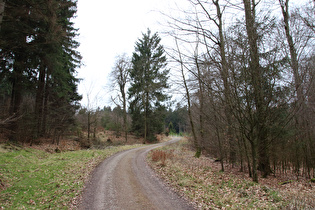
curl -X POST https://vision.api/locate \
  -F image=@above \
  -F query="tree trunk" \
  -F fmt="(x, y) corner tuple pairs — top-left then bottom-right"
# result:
(198, 0), (235, 163)
(243, 135), (252, 177)
(175, 38), (201, 157)
(34, 64), (46, 138)
(87, 111), (91, 141)
(214, 114), (224, 172)
(195, 53), (205, 152)
(250, 140), (258, 182)
(41, 73), (49, 135)
(279, 0), (315, 177)
(214, 0), (236, 166)
(0, 0), (5, 30)
(122, 89), (128, 142)
(9, 53), (24, 142)
(279, 0), (303, 105)
(243, 0), (271, 180)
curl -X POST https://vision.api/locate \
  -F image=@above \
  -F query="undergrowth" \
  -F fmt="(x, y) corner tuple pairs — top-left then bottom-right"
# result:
(150, 149), (174, 166)
(148, 139), (315, 209)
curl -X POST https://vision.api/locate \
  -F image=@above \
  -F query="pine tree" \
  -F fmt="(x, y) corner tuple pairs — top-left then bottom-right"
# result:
(0, 0), (81, 143)
(128, 29), (169, 143)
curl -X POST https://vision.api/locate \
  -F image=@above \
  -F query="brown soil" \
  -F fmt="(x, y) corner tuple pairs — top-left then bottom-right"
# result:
(79, 137), (195, 210)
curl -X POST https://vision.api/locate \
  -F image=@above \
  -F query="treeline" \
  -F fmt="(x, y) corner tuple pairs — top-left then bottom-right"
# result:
(0, 0), (81, 144)
(108, 29), (172, 143)
(168, 0), (315, 182)
(75, 103), (189, 142)
(75, 28), (184, 144)
(76, 30), (189, 144)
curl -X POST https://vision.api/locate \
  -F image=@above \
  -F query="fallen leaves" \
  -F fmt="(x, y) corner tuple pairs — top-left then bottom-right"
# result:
(147, 139), (315, 209)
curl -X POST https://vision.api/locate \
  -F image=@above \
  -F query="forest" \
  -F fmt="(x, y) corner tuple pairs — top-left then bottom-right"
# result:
(0, 0), (82, 145)
(165, 0), (315, 183)
(1, 0), (315, 184)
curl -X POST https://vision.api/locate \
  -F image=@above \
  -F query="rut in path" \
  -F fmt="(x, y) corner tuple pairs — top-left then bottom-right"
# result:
(80, 137), (194, 210)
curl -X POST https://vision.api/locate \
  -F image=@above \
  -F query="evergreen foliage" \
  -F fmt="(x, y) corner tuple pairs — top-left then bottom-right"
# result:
(165, 103), (189, 134)
(128, 29), (169, 142)
(0, 0), (81, 143)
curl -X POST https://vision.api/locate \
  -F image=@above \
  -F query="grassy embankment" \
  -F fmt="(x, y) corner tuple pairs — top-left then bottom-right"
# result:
(148, 138), (315, 209)
(0, 144), (142, 209)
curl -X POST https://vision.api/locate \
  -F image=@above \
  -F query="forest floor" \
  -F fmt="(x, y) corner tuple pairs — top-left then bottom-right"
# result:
(0, 129), (169, 209)
(0, 129), (148, 209)
(2, 133), (314, 209)
(148, 138), (315, 209)
(0, 128), (152, 153)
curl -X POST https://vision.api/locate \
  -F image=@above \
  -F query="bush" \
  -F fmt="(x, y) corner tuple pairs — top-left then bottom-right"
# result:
(151, 149), (174, 166)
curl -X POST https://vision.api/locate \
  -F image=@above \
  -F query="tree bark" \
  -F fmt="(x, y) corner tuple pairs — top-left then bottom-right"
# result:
(279, 0), (303, 104)
(34, 64), (46, 137)
(175, 38), (201, 157)
(196, 0), (236, 163)
(243, 0), (271, 181)
(121, 87), (128, 142)
(144, 91), (149, 143)
(0, 0), (4, 31)
(195, 50), (205, 155)
(213, 0), (236, 166)
(9, 52), (24, 142)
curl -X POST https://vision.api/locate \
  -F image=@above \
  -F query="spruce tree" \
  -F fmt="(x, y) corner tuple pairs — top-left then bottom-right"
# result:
(0, 0), (81, 142)
(128, 29), (169, 142)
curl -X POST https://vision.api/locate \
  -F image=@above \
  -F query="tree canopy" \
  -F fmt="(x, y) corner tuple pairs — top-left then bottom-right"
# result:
(0, 0), (81, 143)
(128, 29), (169, 142)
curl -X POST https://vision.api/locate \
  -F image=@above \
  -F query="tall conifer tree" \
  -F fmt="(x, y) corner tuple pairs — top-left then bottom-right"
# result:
(0, 0), (81, 142)
(128, 29), (169, 142)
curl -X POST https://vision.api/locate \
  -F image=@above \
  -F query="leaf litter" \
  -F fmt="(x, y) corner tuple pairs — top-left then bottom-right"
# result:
(148, 139), (315, 209)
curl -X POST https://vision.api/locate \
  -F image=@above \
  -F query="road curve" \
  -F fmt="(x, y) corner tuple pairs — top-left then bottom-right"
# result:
(79, 137), (194, 210)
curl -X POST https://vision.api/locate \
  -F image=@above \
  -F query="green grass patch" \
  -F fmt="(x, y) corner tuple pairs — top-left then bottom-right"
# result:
(0, 144), (141, 209)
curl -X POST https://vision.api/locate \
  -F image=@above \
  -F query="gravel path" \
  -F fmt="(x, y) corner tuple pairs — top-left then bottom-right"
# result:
(79, 137), (194, 210)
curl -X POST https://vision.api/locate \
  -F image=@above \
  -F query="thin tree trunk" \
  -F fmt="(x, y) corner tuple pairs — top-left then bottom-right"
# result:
(197, 0), (235, 163)
(9, 53), (24, 142)
(41, 73), (49, 136)
(279, 0), (303, 105)
(250, 140), (258, 182)
(195, 52), (205, 156)
(87, 111), (91, 141)
(35, 64), (46, 137)
(122, 90), (128, 142)
(175, 38), (200, 157)
(144, 91), (149, 143)
(0, 0), (5, 31)
(118, 63), (128, 142)
(243, 135), (252, 177)
(214, 114), (224, 172)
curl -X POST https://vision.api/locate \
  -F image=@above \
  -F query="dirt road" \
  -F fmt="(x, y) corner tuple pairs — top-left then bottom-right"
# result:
(80, 137), (194, 210)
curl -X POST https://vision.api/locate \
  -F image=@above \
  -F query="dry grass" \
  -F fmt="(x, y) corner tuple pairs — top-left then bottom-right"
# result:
(150, 149), (174, 166)
(148, 139), (315, 209)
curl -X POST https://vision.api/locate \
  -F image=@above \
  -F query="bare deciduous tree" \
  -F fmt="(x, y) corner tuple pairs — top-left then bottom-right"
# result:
(110, 53), (131, 142)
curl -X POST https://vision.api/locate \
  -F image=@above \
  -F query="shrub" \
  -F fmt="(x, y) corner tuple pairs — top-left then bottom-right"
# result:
(151, 149), (173, 166)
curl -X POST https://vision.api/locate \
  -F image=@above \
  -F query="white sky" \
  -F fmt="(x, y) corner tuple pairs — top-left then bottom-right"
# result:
(74, 0), (308, 109)
(74, 0), (180, 109)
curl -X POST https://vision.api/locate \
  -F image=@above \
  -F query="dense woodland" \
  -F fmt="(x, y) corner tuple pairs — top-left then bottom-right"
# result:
(1, 0), (315, 184)
(0, 0), (81, 144)
(165, 0), (315, 182)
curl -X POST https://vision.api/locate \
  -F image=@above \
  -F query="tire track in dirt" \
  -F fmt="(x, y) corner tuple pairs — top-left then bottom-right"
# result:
(80, 137), (194, 210)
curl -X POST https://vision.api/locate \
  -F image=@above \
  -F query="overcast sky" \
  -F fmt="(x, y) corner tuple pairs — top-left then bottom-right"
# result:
(74, 0), (307, 109)
(74, 0), (180, 109)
